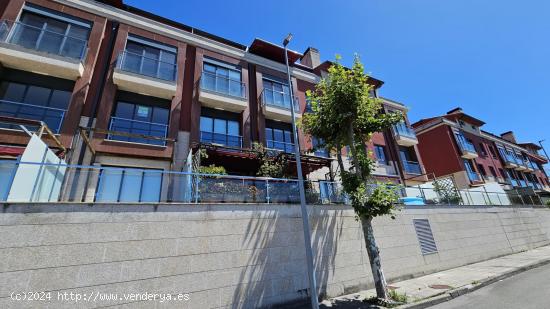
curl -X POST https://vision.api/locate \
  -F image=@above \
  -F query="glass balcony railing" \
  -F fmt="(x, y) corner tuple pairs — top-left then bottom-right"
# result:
(261, 89), (299, 112)
(458, 139), (477, 153)
(403, 161), (422, 175)
(117, 51), (177, 82)
(0, 20), (88, 60)
(394, 123), (417, 139)
(200, 71), (246, 99)
(0, 100), (66, 133)
(200, 131), (242, 148)
(467, 170), (481, 182)
(107, 117), (168, 146)
(266, 139), (295, 153)
(510, 178), (519, 187)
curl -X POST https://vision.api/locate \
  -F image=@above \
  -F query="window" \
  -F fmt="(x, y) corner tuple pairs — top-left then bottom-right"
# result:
(489, 166), (497, 178)
(109, 98), (169, 146)
(374, 145), (387, 164)
(0, 159), (17, 201)
(478, 143), (487, 156)
(0, 81), (71, 133)
(488, 146), (497, 158)
(265, 123), (293, 152)
(312, 137), (329, 157)
(95, 167), (162, 202)
(201, 59), (243, 97)
(121, 36), (177, 81)
(10, 5), (90, 59)
(262, 78), (293, 109)
(477, 164), (487, 176)
(200, 116), (240, 147)
(464, 159), (479, 181)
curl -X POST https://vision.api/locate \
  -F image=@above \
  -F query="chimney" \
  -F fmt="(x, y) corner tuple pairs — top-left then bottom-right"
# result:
(300, 47), (321, 69)
(501, 131), (517, 143)
(447, 107), (463, 115)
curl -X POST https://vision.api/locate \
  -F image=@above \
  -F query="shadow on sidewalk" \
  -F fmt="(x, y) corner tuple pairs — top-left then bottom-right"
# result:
(319, 299), (381, 309)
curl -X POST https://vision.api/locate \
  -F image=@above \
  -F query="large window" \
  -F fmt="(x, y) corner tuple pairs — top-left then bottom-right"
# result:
(374, 145), (387, 164)
(200, 116), (241, 147)
(201, 59), (244, 98)
(0, 80), (71, 133)
(95, 167), (162, 202)
(262, 78), (294, 110)
(8, 5), (90, 59)
(312, 137), (329, 157)
(119, 36), (177, 81)
(265, 124), (293, 153)
(109, 94), (169, 146)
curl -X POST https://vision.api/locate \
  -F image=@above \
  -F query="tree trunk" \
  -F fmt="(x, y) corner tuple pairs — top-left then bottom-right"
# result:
(336, 143), (345, 173)
(347, 122), (362, 177)
(360, 216), (388, 299)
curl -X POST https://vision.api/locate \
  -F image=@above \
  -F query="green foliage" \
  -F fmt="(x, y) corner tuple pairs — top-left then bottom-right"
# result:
(198, 164), (227, 175)
(545, 200), (550, 208)
(388, 289), (408, 304)
(253, 142), (287, 178)
(302, 55), (403, 219)
(433, 181), (461, 204)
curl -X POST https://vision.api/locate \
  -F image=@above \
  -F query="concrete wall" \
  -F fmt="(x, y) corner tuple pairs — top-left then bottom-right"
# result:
(1, 204), (549, 308)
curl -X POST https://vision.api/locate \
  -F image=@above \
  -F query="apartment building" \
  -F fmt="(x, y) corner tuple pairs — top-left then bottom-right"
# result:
(412, 108), (550, 192)
(0, 0), (428, 202)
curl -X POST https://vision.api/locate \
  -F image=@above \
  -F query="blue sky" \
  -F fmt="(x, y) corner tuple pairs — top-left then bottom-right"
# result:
(127, 0), (550, 159)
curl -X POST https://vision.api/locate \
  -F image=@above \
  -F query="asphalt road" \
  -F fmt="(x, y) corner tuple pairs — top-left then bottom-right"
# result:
(431, 262), (550, 309)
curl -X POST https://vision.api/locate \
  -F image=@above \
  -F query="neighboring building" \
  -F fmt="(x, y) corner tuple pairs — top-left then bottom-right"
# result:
(0, 0), (427, 202)
(412, 108), (550, 193)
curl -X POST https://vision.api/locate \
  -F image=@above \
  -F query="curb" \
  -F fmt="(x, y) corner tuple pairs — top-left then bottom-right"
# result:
(398, 257), (550, 309)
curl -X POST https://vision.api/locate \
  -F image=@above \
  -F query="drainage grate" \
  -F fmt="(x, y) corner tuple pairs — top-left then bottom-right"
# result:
(413, 219), (438, 255)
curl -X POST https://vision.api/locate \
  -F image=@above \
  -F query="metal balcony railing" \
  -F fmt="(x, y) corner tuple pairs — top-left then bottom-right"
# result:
(261, 89), (299, 112)
(200, 71), (246, 99)
(0, 100), (66, 133)
(394, 123), (417, 139)
(116, 51), (177, 81)
(200, 131), (243, 148)
(0, 20), (88, 61)
(266, 139), (295, 153)
(458, 139), (477, 153)
(107, 117), (168, 146)
(402, 160), (422, 175)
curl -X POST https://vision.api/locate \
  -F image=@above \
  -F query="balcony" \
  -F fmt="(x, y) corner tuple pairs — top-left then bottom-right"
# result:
(200, 131), (242, 148)
(457, 139), (478, 159)
(107, 117), (168, 146)
(374, 161), (398, 176)
(467, 170), (482, 182)
(198, 71), (248, 113)
(0, 20), (86, 80)
(0, 100), (66, 133)
(113, 51), (177, 100)
(261, 89), (300, 122)
(501, 152), (519, 169)
(515, 160), (528, 172)
(402, 161), (422, 175)
(266, 139), (294, 153)
(393, 123), (418, 146)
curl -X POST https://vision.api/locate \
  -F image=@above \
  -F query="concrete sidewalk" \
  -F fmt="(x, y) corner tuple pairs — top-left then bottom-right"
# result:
(320, 245), (550, 308)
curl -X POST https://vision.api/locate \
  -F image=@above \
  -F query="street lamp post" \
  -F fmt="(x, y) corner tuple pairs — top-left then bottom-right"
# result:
(283, 33), (319, 309)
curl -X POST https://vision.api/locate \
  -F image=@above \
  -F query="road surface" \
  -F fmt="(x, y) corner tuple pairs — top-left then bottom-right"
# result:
(431, 262), (550, 309)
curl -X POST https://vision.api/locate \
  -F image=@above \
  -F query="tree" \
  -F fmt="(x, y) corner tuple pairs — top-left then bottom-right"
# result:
(302, 55), (403, 301)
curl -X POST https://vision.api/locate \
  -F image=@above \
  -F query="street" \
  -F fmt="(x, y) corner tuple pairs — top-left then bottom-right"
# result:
(431, 263), (550, 309)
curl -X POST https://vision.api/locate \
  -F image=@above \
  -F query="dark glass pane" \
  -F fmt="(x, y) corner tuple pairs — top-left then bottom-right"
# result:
(0, 82), (26, 102)
(214, 119), (226, 134)
(200, 116), (212, 132)
(49, 90), (71, 109)
(134, 105), (152, 121)
(227, 121), (239, 136)
(24, 86), (51, 106)
(114, 102), (134, 119)
(152, 107), (169, 124)
(273, 129), (283, 142)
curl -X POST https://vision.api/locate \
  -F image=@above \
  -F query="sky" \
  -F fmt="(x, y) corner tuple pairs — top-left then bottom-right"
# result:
(127, 0), (550, 161)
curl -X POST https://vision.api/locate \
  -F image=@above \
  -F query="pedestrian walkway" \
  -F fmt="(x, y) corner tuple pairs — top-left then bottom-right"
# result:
(320, 245), (550, 308)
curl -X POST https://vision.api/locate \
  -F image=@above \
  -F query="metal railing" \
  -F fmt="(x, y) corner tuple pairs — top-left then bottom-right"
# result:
(266, 139), (295, 153)
(200, 131), (243, 148)
(200, 71), (246, 98)
(458, 139), (477, 153)
(107, 117), (168, 146)
(0, 100), (66, 133)
(0, 161), (545, 206)
(1, 20), (88, 60)
(116, 50), (177, 81)
(394, 123), (417, 139)
(261, 89), (300, 112)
